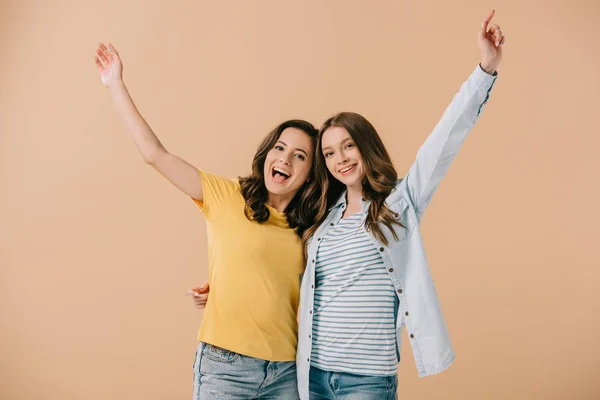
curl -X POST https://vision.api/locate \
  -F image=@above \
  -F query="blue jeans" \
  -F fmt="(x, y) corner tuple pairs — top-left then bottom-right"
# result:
(193, 342), (300, 399)
(308, 367), (398, 400)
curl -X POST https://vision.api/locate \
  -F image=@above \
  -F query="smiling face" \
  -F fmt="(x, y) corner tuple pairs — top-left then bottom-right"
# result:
(263, 127), (315, 199)
(321, 126), (365, 189)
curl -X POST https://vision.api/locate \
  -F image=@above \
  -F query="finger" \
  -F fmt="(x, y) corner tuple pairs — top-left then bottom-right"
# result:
(488, 24), (500, 35)
(488, 24), (502, 44)
(94, 56), (104, 70)
(198, 283), (210, 294)
(108, 43), (120, 58)
(190, 284), (210, 294)
(98, 43), (112, 63)
(96, 47), (109, 64)
(499, 35), (505, 46)
(491, 28), (502, 42)
(480, 9), (495, 36)
(494, 30), (503, 46)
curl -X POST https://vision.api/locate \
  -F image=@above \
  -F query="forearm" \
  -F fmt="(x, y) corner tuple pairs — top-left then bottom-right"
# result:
(109, 80), (166, 163)
(404, 65), (497, 215)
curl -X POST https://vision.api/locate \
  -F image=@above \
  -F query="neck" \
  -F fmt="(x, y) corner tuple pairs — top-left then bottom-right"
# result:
(345, 183), (363, 209)
(266, 192), (295, 213)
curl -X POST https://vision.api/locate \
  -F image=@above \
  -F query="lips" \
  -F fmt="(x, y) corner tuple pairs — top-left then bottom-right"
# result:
(271, 166), (291, 183)
(339, 164), (357, 175)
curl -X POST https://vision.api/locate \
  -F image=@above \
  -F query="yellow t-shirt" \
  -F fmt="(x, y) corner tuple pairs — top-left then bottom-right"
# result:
(193, 170), (303, 361)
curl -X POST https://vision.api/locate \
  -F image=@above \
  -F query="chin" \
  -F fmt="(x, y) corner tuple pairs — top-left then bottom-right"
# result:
(266, 181), (297, 197)
(334, 175), (359, 187)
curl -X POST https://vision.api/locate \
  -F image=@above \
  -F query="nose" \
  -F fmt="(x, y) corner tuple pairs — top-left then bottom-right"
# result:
(337, 153), (349, 165)
(279, 151), (293, 165)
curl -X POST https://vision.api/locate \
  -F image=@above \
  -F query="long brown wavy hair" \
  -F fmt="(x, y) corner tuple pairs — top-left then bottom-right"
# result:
(303, 112), (404, 249)
(239, 119), (321, 239)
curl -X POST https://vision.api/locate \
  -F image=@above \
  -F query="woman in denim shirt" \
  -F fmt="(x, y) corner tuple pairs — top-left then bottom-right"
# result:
(296, 11), (505, 400)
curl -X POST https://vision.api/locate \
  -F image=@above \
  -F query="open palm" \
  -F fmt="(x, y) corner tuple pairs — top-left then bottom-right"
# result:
(94, 43), (123, 88)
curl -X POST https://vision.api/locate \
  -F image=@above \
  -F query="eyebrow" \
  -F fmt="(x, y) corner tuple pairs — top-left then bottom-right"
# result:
(277, 140), (308, 156)
(322, 137), (352, 152)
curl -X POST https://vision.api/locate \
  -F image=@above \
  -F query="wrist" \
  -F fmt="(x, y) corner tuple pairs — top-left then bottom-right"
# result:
(108, 79), (125, 92)
(479, 62), (497, 76)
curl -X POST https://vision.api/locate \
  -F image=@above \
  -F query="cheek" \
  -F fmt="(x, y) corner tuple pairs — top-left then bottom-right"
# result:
(325, 159), (336, 174)
(264, 152), (275, 168)
(294, 162), (311, 181)
(352, 150), (364, 165)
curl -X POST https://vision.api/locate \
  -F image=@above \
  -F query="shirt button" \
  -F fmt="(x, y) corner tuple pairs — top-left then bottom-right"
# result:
(309, 310), (312, 314)
(388, 268), (394, 273)
(394, 213), (399, 218)
(405, 311), (409, 316)
(379, 247), (384, 252)
(397, 289), (402, 294)
(307, 358), (310, 362)
(330, 223), (334, 226)
(410, 334), (414, 339)
(311, 285), (314, 289)
(309, 334), (311, 338)
(312, 259), (315, 263)
(361, 197), (365, 201)
(317, 238), (321, 241)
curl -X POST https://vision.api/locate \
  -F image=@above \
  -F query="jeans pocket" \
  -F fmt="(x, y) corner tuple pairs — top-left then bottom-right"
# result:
(201, 343), (240, 363)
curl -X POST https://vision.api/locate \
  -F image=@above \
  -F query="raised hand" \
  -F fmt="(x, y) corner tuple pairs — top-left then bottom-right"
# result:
(478, 10), (505, 75)
(94, 43), (123, 88)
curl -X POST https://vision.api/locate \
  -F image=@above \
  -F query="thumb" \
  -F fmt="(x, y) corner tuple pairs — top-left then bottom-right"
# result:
(199, 283), (210, 293)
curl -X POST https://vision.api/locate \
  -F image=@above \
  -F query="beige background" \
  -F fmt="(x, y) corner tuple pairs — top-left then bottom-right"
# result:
(1, 0), (599, 399)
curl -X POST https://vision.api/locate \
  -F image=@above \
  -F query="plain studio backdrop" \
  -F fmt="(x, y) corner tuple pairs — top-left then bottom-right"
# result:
(1, 1), (599, 399)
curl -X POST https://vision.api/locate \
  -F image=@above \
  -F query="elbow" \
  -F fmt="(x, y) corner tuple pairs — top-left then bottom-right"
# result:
(143, 146), (166, 166)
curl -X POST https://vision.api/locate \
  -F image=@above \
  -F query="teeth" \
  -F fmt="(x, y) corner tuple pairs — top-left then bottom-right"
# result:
(273, 167), (290, 177)
(340, 165), (355, 173)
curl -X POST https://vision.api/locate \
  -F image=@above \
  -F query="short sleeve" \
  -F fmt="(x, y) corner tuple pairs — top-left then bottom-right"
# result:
(193, 170), (239, 217)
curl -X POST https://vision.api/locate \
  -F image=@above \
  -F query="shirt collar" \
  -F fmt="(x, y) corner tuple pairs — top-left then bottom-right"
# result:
(329, 191), (346, 211)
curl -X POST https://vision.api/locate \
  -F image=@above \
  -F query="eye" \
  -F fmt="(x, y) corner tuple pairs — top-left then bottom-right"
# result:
(344, 142), (354, 150)
(294, 153), (306, 161)
(274, 145), (284, 151)
(324, 152), (334, 158)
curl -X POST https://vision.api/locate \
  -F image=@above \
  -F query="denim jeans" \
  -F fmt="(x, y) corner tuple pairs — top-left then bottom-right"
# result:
(193, 342), (300, 399)
(308, 366), (398, 400)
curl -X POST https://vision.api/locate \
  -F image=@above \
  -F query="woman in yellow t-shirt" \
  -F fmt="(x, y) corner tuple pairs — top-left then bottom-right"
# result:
(94, 43), (319, 399)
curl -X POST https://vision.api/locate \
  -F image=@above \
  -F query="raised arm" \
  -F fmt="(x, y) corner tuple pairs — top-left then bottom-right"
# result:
(402, 10), (504, 218)
(94, 43), (203, 201)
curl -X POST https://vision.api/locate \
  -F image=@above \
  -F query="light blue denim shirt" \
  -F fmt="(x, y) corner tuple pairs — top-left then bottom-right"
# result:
(296, 64), (498, 399)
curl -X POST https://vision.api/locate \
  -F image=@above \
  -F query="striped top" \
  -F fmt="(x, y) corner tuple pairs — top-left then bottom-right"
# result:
(311, 213), (399, 376)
